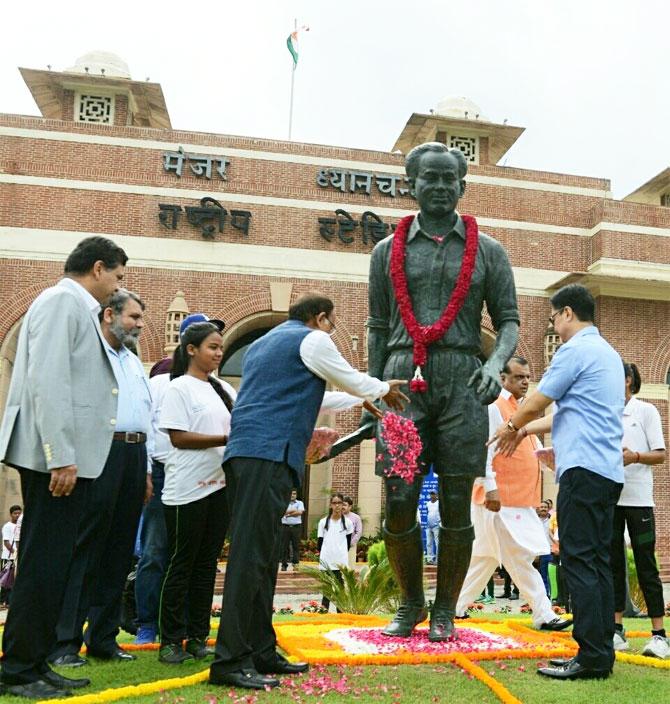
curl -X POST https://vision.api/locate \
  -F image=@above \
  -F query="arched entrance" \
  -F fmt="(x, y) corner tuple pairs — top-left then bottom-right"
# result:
(0, 320), (24, 520)
(218, 312), (287, 389)
(219, 327), (274, 385)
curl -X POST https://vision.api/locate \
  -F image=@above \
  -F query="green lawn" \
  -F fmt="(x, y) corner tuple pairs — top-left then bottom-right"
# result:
(12, 615), (666, 704)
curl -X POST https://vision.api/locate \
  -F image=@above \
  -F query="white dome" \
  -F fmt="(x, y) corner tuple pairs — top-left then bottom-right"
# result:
(434, 96), (488, 121)
(67, 51), (131, 79)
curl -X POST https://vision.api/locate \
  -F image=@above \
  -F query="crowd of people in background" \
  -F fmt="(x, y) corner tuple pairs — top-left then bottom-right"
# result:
(0, 235), (666, 698)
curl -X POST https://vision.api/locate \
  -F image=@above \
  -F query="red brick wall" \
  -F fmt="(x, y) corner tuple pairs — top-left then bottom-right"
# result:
(114, 95), (128, 127)
(0, 112), (668, 567)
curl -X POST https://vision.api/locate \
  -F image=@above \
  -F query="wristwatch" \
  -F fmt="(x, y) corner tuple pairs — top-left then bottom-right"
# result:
(506, 419), (519, 433)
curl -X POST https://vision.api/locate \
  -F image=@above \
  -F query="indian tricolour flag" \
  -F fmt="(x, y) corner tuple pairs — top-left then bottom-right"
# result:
(286, 26), (309, 67)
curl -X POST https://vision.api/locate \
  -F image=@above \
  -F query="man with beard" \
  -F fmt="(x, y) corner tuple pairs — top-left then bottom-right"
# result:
(49, 289), (153, 667)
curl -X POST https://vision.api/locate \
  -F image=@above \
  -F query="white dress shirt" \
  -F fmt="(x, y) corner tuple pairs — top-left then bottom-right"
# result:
(300, 330), (389, 404)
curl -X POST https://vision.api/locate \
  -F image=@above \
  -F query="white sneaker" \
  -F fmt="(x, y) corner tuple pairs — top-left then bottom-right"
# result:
(641, 635), (670, 659)
(613, 630), (630, 651)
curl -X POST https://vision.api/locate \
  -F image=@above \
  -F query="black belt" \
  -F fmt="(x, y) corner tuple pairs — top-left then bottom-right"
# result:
(113, 432), (147, 444)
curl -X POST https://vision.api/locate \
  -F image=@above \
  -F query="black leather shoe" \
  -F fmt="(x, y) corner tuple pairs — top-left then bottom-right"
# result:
(548, 657), (613, 674)
(209, 669), (280, 690)
(87, 647), (137, 661)
(537, 660), (610, 680)
(540, 617), (573, 631)
(43, 670), (91, 690)
(508, 593), (519, 601)
(50, 653), (88, 667)
(0, 679), (71, 699)
(255, 657), (309, 675)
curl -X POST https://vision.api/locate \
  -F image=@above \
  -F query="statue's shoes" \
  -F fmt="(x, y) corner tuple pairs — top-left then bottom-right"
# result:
(381, 605), (427, 637)
(428, 608), (457, 642)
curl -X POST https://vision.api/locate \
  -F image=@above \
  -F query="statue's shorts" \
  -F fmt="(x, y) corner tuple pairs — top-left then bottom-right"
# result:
(376, 348), (487, 478)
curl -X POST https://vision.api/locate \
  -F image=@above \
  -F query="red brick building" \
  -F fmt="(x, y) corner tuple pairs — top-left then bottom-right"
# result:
(1, 54), (668, 573)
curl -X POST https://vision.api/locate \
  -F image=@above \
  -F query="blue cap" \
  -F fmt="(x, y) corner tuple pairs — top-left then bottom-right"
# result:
(179, 313), (225, 336)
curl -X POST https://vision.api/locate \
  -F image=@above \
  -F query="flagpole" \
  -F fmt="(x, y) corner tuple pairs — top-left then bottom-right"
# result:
(288, 18), (297, 140)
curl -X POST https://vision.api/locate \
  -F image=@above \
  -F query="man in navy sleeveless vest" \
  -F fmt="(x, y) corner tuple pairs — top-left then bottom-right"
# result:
(209, 293), (407, 691)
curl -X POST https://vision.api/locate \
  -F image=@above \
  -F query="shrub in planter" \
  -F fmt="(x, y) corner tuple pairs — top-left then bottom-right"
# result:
(355, 534), (382, 562)
(366, 540), (388, 566)
(300, 538), (318, 559)
(301, 559), (400, 614)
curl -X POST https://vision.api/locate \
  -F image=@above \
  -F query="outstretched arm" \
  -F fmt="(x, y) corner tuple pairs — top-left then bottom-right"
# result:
(301, 332), (408, 411)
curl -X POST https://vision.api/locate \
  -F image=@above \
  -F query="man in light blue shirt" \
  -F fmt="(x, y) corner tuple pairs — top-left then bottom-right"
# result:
(280, 489), (304, 571)
(490, 284), (624, 681)
(50, 289), (153, 667)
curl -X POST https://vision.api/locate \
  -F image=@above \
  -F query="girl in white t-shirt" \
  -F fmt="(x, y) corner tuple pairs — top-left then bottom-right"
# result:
(317, 493), (353, 611)
(158, 322), (236, 664)
(611, 363), (667, 659)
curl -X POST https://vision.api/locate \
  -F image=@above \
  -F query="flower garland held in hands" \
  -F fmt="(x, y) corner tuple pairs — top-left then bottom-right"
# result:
(305, 427), (340, 464)
(390, 214), (479, 393)
(380, 412), (423, 484)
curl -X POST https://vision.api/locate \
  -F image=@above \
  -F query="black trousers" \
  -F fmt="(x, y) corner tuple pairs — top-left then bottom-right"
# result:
(552, 553), (571, 611)
(210, 458), (294, 676)
(610, 505), (664, 618)
(281, 524), (302, 567)
(500, 567), (519, 597)
(321, 570), (344, 611)
(558, 467), (622, 671)
(1, 469), (91, 685)
(160, 487), (229, 643)
(50, 440), (146, 658)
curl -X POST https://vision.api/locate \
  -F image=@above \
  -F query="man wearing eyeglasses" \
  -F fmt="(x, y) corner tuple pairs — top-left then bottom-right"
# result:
(209, 292), (408, 691)
(490, 284), (624, 681)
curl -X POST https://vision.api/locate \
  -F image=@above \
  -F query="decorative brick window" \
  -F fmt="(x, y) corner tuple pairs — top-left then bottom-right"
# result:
(75, 93), (114, 123)
(544, 325), (562, 367)
(448, 135), (479, 164)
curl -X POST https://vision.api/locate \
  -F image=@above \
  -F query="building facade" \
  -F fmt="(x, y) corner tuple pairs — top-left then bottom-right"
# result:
(1, 54), (668, 572)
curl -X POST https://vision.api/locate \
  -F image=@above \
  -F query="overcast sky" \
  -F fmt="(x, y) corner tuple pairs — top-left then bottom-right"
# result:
(2, 0), (668, 198)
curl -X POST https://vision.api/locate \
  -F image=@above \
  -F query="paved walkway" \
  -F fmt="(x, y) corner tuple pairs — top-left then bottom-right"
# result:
(231, 581), (670, 616)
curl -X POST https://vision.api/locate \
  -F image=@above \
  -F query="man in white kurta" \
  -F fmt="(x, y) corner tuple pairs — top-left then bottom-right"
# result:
(456, 357), (571, 631)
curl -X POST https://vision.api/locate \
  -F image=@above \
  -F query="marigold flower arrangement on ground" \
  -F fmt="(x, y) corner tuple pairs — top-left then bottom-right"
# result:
(274, 613), (577, 667)
(40, 617), (669, 704)
(379, 412), (423, 484)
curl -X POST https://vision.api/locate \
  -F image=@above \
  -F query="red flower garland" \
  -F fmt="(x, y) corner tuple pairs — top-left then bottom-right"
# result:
(379, 412), (423, 484)
(389, 214), (479, 392)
